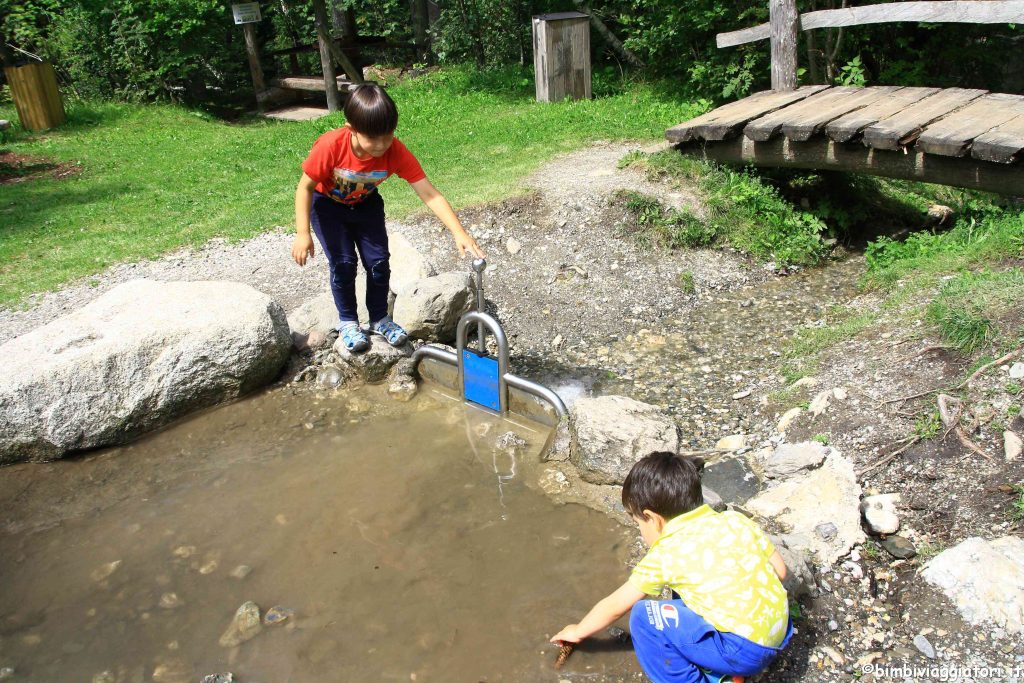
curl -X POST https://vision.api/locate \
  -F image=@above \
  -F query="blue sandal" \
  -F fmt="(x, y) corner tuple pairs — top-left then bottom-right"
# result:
(338, 322), (369, 352)
(372, 316), (408, 346)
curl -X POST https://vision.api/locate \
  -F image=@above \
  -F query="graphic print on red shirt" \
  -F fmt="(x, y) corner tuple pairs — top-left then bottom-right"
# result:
(301, 127), (426, 205)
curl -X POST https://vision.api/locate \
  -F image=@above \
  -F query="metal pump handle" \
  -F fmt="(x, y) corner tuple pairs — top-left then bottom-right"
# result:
(472, 258), (487, 352)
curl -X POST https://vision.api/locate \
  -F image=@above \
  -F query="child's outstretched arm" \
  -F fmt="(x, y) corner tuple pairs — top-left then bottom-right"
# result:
(410, 178), (486, 259)
(551, 581), (647, 644)
(768, 549), (788, 581)
(292, 173), (318, 266)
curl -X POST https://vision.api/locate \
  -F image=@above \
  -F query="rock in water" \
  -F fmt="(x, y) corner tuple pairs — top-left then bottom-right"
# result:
(386, 358), (418, 402)
(219, 601), (262, 648)
(0, 280), (291, 464)
(264, 606), (294, 626)
(201, 675), (234, 683)
(496, 431), (528, 456)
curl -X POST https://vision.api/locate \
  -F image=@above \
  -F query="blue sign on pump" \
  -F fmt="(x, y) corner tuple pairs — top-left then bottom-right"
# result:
(463, 349), (501, 412)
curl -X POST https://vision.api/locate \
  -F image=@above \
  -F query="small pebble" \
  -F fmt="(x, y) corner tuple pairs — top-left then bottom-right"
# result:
(913, 633), (936, 659)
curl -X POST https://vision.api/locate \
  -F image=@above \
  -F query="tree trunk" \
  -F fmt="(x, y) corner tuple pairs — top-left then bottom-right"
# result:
(570, 0), (645, 68)
(311, 0), (342, 111)
(412, 0), (429, 62)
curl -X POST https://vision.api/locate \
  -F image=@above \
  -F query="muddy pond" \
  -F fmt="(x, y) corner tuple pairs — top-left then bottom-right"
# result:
(0, 385), (639, 681)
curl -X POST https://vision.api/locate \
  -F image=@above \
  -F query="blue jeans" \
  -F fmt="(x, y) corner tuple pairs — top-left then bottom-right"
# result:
(309, 191), (390, 323)
(630, 600), (792, 683)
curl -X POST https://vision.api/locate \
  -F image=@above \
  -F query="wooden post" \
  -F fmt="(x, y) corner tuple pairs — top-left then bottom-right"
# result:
(412, 0), (429, 62)
(312, 0), (342, 112)
(242, 23), (267, 107)
(4, 62), (66, 131)
(770, 0), (799, 91)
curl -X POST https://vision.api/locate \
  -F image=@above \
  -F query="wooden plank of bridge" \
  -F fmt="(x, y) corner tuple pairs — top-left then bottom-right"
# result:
(862, 88), (988, 150)
(744, 86), (902, 142)
(666, 85), (829, 143)
(917, 93), (1024, 157)
(677, 136), (1024, 195)
(972, 114), (1024, 164)
(825, 87), (941, 142)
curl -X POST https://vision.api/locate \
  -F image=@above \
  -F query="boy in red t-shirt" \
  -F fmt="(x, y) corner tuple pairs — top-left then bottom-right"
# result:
(291, 84), (485, 352)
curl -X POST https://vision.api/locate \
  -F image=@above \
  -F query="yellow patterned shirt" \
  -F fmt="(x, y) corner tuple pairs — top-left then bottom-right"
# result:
(628, 504), (789, 647)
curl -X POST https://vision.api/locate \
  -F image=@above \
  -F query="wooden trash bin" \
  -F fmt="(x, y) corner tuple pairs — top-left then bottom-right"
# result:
(4, 61), (67, 131)
(532, 11), (591, 103)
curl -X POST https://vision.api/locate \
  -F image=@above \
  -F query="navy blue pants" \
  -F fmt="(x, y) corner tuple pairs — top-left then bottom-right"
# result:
(309, 191), (390, 323)
(629, 600), (792, 683)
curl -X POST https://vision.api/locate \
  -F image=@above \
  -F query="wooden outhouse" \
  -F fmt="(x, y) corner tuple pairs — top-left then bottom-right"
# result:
(532, 11), (591, 103)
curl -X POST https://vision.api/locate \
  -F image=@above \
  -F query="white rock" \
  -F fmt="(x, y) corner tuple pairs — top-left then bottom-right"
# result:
(0, 281), (290, 465)
(860, 494), (901, 535)
(715, 434), (747, 450)
(1008, 362), (1024, 380)
(506, 237), (522, 255)
(761, 441), (827, 479)
(1005, 431), (1022, 462)
(392, 272), (474, 342)
(777, 407), (802, 433)
(809, 390), (831, 417)
(732, 389), (751, 400)
(746, 451), (864, 566)
(219, 601), (262, 648)
(793, 377), (819, 388)
(922, 536), (1024, 634)
(569, 396), (679, 485)
(833, 387), (848, 401)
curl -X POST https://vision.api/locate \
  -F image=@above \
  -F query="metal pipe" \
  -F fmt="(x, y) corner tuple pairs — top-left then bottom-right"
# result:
(456, 311), (509, 415)
(504, 373), (569, 421)
(411, 345), (458, 370)
(472, 258), (487, 353)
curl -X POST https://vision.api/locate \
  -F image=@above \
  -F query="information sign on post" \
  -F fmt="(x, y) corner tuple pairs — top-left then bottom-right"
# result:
(232, 2), (262, 24)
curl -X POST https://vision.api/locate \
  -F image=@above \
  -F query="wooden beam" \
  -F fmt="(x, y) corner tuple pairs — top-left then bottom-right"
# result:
(675, 137), (1024, 196)
(972, 114), (1024, 164)
(717, 1), (1024, 48)
(272, 75), (355, 92)
(666, 86), (829, 143)
(862, 88), (987, 150)
(770, 0), (799, 91)
(917, 93), (1024, 157)
(826, 87), (940, 142)
(242, 23), (266, 110)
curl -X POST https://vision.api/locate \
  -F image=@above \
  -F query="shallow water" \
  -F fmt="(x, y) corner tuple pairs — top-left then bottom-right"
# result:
(0, 386), (638, 682)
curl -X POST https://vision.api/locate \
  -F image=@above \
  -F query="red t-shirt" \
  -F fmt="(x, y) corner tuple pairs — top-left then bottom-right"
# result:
(301, 127), (426, 205)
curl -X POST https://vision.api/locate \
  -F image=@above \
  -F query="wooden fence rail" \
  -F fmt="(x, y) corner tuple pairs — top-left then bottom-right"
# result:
(717, 0), (1024, 90)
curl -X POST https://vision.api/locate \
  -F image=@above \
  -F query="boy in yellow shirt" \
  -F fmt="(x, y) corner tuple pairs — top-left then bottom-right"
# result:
(551, 452), (792, 683)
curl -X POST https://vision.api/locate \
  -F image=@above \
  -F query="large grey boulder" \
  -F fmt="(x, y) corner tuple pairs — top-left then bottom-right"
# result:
(389, 231), (436, 295)
(287, 282), (396, 351)
(392, 272), (474, 343)
(0, 280), (291, 464)
(569, 395), (679, 485)
(922, 536), (1024, 634)
(745, 451), (864, 567)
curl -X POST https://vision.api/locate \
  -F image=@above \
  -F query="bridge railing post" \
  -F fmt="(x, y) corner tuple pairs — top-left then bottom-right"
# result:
(770, 0), (799, 91)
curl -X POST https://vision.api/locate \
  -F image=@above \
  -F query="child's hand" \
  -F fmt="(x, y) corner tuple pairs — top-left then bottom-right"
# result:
(454, 231), (486, 259)
(291, 234), (315, 266)
(550, 624), (584, 644)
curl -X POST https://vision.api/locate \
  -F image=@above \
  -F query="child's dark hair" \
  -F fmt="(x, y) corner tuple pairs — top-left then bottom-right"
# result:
(621, 452), (705, 520)
(344, 84), (399, 136)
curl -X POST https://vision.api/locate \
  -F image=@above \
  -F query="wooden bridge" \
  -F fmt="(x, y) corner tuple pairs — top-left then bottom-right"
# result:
(667, 2), (1024, 195)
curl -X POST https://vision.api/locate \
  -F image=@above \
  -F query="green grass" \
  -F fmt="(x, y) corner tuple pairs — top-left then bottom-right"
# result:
(619, 151), (828, 266)
(924, 269), (1024, 353)
(0, 66), (706, 306)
